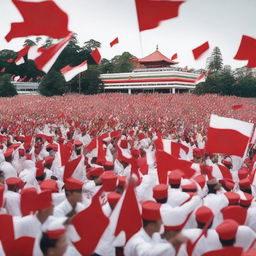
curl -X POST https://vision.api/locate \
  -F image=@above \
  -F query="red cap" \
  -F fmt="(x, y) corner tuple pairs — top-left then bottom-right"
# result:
(51, 144), (58, 152)
(117, 176), (127, 187)
(168, 171), (182, 185)
(193, 148), (204, 158)
(18, 148), (25, 156)
(47, 229), (66, 239)
(222, 159), (232, 166)
(107, 192), (121, 206)
(181, 183), (197, 192)
(44, 156), (54, 165)
(216, 219), (239, 240)
(239, 178), (251, 189)
(40, 179), (59, 193)
(224, 192), (240, 205)
(5, 177), (22, 186)
(238, 167), (249, 180)
(74, 140), (83, 147)
(138, 133), (145, 140)
(141, 201), (161, 221)
(10, 143), (21, 150)
(104, 161), (114, 170)
(65, 177), (83, 191)
(87, 167), (104, 179)
(242, 248), (256, 256)
(195, 206), (214, 224)
(153, 184), (168, 200)
(36, 190), (52, 211)
(101, 171), (117, 192)
(131, 149), (140, 158)
(240, 193), (253, 207)
(25, 153), (32, 160)
(36, 167), (45, 177)
(193, 175), (206, 189)
(120, 140), (128, 149)
(219, 179), (235, 191)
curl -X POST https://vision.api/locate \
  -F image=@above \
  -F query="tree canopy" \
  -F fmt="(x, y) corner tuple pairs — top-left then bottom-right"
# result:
(0, 74), (17, 97)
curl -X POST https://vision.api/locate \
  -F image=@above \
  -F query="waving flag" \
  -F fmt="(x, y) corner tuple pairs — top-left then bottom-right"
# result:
(194, 73), (206, 85)
(61, 61), (88, 82)
(15, 45), (31, 65)
(135, 0), (185, 32)
(91, 48), (102, 64)
(192, 41), (210, 60)
(205, 114), (254, 157)
(171, 53), (178, 60)
(110, 37), (119, 47)
(234, 35), (256, 68)
(5, 0), (70, 42)
(28, 33), (73, 73)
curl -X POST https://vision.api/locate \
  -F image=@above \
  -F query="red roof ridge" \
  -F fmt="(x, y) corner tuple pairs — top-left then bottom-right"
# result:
(139, 50), (178, 65)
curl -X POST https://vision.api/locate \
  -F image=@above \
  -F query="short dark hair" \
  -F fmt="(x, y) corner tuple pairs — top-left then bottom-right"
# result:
(155, 198), (167, 204)
(36, 173), (46, 182)
(142, 219), (156, 228)
(40, 232), (58, 255)
(207, 183), (217, 194)
(219, 238), (236, 247)
(64, 189), (82, 197)
(240, 188), (252, 194)
(170, 184), (180, 189)
(197, 221), (213, 229)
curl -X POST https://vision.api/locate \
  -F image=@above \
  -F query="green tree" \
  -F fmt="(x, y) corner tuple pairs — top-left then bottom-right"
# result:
(0, 74), (17, 97)
(83, 39), (101, 52)
(206, 47), (223, 72)
(39, 71), (67, 96)
(232, 75), (256, 98)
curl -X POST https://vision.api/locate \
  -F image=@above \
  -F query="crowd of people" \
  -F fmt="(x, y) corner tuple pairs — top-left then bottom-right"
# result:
(0, 93), (255, 256)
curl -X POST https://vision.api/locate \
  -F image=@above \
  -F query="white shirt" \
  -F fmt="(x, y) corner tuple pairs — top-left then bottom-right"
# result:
(124, 228), (174, 256)
(4, 190), (21, 216)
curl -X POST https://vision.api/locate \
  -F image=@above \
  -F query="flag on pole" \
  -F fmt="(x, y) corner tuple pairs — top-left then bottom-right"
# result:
(91, 48), (102, 64)
(28, 33), (73, 73)
(135, 0), (185, 32)
(194, 73), (206, 85)
(234, 35), (256, 68)
(61, 61), (88, 82)
(0, 68), (5, 73)
(205, 114), (254, 157)
(171, 53), (178, 60)
(192, 41), (210, 60)
(5, 0), (70, 42)
(110, 37), (119, 47)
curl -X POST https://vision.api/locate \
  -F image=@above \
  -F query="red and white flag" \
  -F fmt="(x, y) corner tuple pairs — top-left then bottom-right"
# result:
(205, 114), (254, 157)
(28, 33), (73, 73)
(192, 41), (210, 60)
(5, 0), (70, 42)
(0, 68), (5, 73)
(110, 37), (119, 47)
(135, 0), (185, 32)
(91, 48), (102, 64)
(194, 73), (206, 85)
(155, 137), (189, 159)
(61, 61), (88, 82)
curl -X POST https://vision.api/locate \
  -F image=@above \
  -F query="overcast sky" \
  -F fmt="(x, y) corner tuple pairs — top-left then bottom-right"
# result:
(1, 0), (256, 69)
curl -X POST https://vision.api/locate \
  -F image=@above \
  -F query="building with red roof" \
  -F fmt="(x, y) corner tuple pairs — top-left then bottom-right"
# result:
(101, 46), (199, 94)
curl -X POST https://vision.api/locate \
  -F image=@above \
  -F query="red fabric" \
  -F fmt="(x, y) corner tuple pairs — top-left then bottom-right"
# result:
(142, 201), (161, 221)
(234, 35), (256, 68)
(110, 37), (119, 47)
(72, 187), (109, 255)
(206, 127), (250, 157)
(192, 41), (210, 60)
(221, 206), (247, 225)
(15, 45), (30, 64)
(137, 156), (149, 175)
(101, 172), (117, 192)
(84, 138), (97, 152)
(232, 104), (243, 110)
(156, 150), (195, 184)
(135, 0), (184, 32)
(202, 247), (243, 256)
(217, 164), (233, 180)
(5, 0), (70, 42)
(114, 183), (142, 242)
(139, 50), (178, 64)
(32, 33), (72, 72)
(59, 143), (72, 166)
(20, 188), (37, 216)
(1, 68), (6, 73)
(63, 156), (82, 182)
(153, 184), (168, 199)
(171, 53), (178, 60)
(0, 184), (4, 208)
(91, 48), (102, 64)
